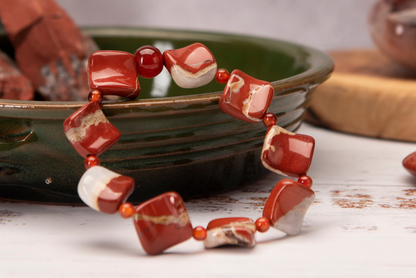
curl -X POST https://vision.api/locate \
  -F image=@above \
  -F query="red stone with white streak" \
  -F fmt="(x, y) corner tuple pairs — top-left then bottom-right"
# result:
(88, 50), (141, 100)
(203, 217), (256, 248)
(403, 151), (416, 177)
(263, 179), (315, 235)
(219, 69), (274, 123)
(78, 166), (135, 214)
(133, 192), (193, 255)
(97, 176), (135, 214)
(163, 43), (217, 88)
(63, 101), (121, 158)
(261, 125), (315, 177)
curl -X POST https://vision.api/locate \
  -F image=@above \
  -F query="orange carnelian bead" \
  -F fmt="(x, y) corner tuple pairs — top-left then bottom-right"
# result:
(119, 202), (135, 219)
(215, 68), (230, 83)
(255, 217), (271, 233)
(193, 226), (207, 241)
(298, 175), (313, 188)
(262, 113), (278, 127)
(84, 155), (100, 170)
(88, 90), (103, 104)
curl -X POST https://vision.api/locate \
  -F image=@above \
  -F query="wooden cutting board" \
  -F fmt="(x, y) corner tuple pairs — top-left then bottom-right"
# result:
(305, 49), (416, 142)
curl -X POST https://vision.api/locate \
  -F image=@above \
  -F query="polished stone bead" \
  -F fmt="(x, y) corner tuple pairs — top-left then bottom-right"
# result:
(215, 68), (230, 83)
(133, 192), (193, 255)
(203, 217), (256, 248)
(119, 202), (135, 219)
(84, 155), (100, 170)
(88, 50), (141, 100)
(403, 151), (416, 177)
(134, 45), (164, 78)
(63, 101), (121, 158)
(193, 226), (207, 241)
(78, 166), (135, 214)
(255, 217), (271, 233)
(163, 43), (217, 88)
(87, 89), (103, 104)
(262, 112), (278, 127)
(298, 175), (313, 188)
(261, 125), (315, 177)
(263, 179), (315, 235)
(219, 69), (274, 123)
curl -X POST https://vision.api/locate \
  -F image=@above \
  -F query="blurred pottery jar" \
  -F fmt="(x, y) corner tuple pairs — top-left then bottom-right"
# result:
(369, 0), (416, 71)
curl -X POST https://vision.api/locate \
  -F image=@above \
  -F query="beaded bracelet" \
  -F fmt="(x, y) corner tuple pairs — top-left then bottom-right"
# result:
(63, 43), (316, 255)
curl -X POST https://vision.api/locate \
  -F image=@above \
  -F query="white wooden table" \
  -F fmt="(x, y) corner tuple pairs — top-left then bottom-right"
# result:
(1, 123), (416, 278)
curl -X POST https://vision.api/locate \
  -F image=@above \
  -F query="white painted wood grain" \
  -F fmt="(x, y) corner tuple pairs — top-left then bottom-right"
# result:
(1, 124), (416, 278)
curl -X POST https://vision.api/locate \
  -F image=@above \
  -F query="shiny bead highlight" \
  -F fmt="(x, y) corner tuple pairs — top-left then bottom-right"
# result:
(193, 226), (207, 241)
(134, 45), (164, 78)
(262, 113), (277, 127)
(255, 217), (271, 233)
(119, 202), (135, 219)
(215, 68), (230, 83)
(298, 175), (313, 188)
(88, 90), (103, 104)
(84, 155), (100, 170)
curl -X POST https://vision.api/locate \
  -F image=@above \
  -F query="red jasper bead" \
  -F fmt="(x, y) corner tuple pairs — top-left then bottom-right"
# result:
(119, 202), (135, 219)
(134, 45), (164, 78)
(255, 217), (271, 233)
(263, 113), (277, 127)
(298, 175), (313, 188)
(193, 226), (207, 241)
(88, 90), (103, 104)
(84, 155), (100, 170)
(215, 68), (230, 83)
(403, 151), (416, 177)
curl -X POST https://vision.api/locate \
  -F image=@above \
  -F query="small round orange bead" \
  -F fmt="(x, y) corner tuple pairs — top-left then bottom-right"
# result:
(255, 217), (271, 233)
(262, 113), (278, 128)
(215, 68), (230, 83)
(193, 226), (207, 241)
(88, 90), (103, 104)
(118, 202), (135, 219)
(298, 175), (313, 188)
(84, 155), (100, 170)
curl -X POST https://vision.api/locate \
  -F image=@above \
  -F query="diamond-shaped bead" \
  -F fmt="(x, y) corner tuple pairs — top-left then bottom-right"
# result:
(133, 192), (193, 255)
(63, 101), (121, 158)
(219, 69), (274, 123)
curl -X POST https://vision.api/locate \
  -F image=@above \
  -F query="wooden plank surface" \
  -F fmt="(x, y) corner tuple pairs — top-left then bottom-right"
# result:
(306, 49), (416, 142)
(1, 124), (416, 278)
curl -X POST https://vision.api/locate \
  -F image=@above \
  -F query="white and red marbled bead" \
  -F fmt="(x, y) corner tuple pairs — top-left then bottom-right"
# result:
(63, 101), (121, 158)
(263, 179), (315, 235)
(163, 43), (217, 88)
(261, 125), (315, 178)
(203, 217), (256, 248)
(78, 166), (134, 214)
(219, 69), (274, 123)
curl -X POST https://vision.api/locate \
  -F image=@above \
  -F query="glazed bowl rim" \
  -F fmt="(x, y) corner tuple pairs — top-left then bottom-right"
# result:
(0, 26), (334, 109)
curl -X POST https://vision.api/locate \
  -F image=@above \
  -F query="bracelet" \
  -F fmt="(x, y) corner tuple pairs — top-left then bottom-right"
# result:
(63, 43), (316, 255)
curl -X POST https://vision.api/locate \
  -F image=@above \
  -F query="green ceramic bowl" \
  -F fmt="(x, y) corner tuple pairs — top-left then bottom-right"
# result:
(0, 27), (333, 204)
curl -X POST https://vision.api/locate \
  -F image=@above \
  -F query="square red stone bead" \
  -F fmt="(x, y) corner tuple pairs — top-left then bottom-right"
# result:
(63, 101), (121, 158)
(261, 125), (315, 177)
(203, 217), (256, 248)
(88, 50), (141, 100)
(263, 179), (315, 235)
(163, 43), (217, 88)
(133, 192), (193, 255)
(219, 69), (274, 123)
